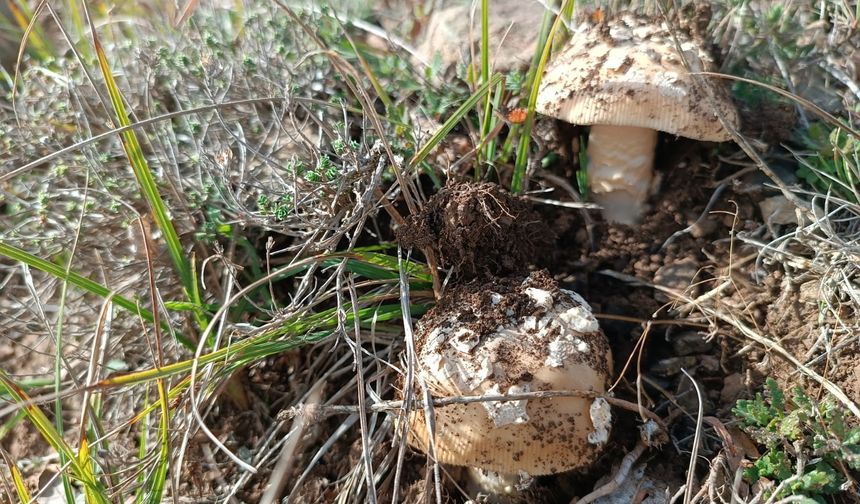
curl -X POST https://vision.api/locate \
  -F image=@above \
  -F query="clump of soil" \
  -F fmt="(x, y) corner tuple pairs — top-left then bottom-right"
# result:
(397, 182), (554, 278)
(416, 269), (560, 342)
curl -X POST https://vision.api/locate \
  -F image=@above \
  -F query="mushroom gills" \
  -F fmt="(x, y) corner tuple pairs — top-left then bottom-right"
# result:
(586, 124), (658, 225)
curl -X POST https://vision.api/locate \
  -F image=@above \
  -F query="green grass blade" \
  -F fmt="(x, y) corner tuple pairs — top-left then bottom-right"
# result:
(410, 73), (503, 168)
(483, 79), (504, 171)
(0, 241), (152, 320)
(0, 410), (26, 442)
(143, 379), (170, 503)
(77, 437), (101, 504)
(322, 251), (432, 283)
(129, 378), (190, 429)
(477, 0), (492, 173)
(0, 372), (109, 504)
(134, 385), (152, 504)
(99, 302), (427, 389)
(1, 448), (32, 504)
(512, 0), (572, 193)
(64, 0), (90, 62)
(340, 25), (392, 111)
(55, 271), (76, 504)
(90, 34), (204, 322)
(0, 241), (195, 347)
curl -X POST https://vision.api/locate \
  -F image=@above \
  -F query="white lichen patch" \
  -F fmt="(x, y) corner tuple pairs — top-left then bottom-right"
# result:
(525, 287), (553, 309)
(609, 24), (633, 41)
(423, 335), (494, 393)
(483, 383), (531, 427)
(522, 315), (539, 332)
(449, 327), (479, 354)
(588, 398), (612, 444)
(421, 282), (602, 388)
(558, 305), (599, 333)
(545, 332), (591, 367)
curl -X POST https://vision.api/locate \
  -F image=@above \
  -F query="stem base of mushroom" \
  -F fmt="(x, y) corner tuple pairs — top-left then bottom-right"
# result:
(586, 125), (658, 225)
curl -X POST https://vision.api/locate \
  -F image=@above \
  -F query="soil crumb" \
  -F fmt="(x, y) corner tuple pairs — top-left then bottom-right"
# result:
(397, 182), (554, 279)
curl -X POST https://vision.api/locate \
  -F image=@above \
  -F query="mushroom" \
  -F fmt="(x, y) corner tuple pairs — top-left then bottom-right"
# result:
(536, 14), (739, 224)
(399, 271), (612, 500)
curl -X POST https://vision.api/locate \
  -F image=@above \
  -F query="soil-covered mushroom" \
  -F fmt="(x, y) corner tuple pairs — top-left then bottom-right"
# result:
(399, 271), (612, 500)
(536, 14), (739, 224)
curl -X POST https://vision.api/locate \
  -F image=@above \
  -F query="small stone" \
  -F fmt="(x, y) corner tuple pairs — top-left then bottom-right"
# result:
(670, 331), (713, 356)
(699, 355), (720, 373)
(653, 257), (700, 302)
(720, 373), (746, 405)
(798, 279), (822, 305)
(650, 356), (697, 377)
(758, 195), (797, 226)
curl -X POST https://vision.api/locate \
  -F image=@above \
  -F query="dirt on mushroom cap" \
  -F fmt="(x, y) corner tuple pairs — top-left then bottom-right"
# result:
(396, 182), (555, 279)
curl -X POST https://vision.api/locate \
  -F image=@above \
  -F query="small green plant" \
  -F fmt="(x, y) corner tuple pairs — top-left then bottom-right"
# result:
(734, 378), (860, 501)
(796, 122), (860, 203)
(257, 193), (294, 221)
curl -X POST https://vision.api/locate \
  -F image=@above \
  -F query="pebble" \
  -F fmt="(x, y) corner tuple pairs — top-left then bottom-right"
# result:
(758, 195), (797, 226)
(670, 331), (714, 356)
(651, 356), (697, 377)
(653, 257), (700, 302)
(720, 373), (746, 405)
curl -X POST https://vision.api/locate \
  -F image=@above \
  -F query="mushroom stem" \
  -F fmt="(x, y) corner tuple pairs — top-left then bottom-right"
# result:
(586, 124), (658, 225)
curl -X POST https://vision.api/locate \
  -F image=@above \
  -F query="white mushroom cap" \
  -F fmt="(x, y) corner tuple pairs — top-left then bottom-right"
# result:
(536, 14), (739, 141)
(402, 273), (612, 475)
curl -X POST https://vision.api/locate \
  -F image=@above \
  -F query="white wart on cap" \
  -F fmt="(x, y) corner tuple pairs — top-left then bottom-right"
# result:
(536, 14), (739, 224)
(402, 272), (612, 481)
